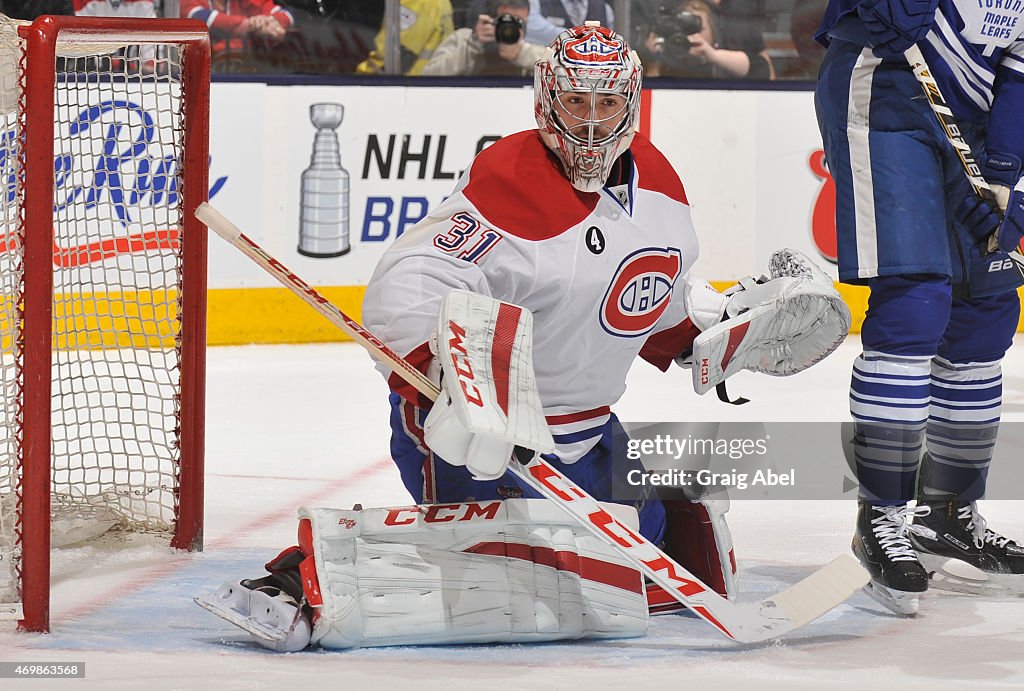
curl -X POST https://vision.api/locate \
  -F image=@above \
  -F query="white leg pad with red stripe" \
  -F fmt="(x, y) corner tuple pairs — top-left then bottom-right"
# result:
(300, 499), (648, 649)
(689, 249), (850, 395)
(424, 289), (554, 480)
(648, 497), (737, 614)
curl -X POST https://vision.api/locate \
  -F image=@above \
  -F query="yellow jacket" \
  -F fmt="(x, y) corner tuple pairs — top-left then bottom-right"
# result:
(356, 0), (454, 75)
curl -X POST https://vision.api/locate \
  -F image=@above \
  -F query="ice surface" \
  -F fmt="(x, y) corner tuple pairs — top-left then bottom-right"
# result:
(2, 336), (1023, 689)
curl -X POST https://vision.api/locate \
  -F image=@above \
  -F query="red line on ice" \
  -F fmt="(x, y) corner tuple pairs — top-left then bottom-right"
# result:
(54, 456), (396, 625)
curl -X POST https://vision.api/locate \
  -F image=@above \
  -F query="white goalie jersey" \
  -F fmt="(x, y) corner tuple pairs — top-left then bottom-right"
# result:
(363, 129), (707, 463)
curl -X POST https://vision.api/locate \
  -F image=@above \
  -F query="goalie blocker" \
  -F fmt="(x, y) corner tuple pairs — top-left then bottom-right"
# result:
(423, 289), (554, 481)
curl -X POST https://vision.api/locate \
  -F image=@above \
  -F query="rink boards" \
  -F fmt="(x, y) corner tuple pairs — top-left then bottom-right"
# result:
(21, 81), (1013, 343)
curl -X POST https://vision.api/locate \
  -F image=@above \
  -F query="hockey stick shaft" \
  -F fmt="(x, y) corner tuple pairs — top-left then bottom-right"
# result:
(904, 44), (1024, 273)
(196, 204), (437, 399)
(197, 202), (868, 643)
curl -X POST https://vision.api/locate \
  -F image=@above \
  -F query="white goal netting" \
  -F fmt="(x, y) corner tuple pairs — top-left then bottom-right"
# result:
(0, 14), (197, 622)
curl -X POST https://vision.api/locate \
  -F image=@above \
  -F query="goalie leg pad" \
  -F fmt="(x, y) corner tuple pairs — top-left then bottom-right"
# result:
(301, 499), (648, 649)
(646, 496), (736, 614)
(667, 497), (737, 598)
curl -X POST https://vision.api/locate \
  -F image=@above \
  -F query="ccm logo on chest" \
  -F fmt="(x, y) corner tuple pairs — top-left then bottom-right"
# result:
(600, 247), (683, 337)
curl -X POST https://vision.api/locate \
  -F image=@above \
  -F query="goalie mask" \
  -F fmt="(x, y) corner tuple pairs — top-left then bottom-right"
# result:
(534, 23), (643, 193)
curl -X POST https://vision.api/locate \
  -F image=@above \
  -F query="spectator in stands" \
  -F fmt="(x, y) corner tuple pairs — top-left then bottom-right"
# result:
(182, 0), (294, 72)
(74, 0), (158, 71)
(355, 0), (454, 75)
(1, 0), (72, 18)
(524, 0), (613, 46)
(711, 0), (774, 78)
(421, 0), (545, 76)
(786, 0), (825, 78)
(74, 0), (154, 19)
(255, 0), (379, 74)
(640, 0), (773, 79)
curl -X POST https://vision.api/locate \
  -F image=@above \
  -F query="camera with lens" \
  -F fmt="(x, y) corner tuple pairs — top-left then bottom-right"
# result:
(658, 5), (703, 51)
(494, 13), (526, 44)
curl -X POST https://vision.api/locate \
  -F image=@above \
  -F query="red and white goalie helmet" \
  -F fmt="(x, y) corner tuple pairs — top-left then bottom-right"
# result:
(534, 22), (643, 193)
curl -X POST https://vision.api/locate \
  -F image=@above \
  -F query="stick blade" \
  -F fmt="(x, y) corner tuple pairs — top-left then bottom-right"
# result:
(730, 555), (868, 643)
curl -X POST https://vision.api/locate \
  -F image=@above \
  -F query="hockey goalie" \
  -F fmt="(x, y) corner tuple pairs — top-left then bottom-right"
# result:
(196, 23), (851, 651)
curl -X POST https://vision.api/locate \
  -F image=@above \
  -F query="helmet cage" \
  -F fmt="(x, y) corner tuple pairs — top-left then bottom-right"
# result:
(534, 25), (643, 192)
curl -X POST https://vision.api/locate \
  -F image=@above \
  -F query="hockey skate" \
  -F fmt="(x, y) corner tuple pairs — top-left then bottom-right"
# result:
(910, 498), (1024, 597)
(194, 578), (312, 652)
(852, 501), (931, 615)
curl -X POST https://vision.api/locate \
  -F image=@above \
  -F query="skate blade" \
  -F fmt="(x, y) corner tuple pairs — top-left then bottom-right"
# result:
(920, 554), (1024, 598)
(194, 594), (288, 643)
(862, 580), (920, 616)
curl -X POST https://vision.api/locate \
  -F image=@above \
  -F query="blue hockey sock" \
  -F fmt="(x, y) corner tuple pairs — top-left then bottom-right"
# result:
(923, 357), (1002, 501)
(850, 352), (931, 504)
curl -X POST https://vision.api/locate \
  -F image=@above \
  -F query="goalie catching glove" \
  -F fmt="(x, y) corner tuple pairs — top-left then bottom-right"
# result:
(423, 290), (554, 480)
(683, 249), (851, 395)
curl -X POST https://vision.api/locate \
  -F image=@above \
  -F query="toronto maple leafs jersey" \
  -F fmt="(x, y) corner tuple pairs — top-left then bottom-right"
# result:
(363, 130), (704, 463)
(816, 0), (1024, 158)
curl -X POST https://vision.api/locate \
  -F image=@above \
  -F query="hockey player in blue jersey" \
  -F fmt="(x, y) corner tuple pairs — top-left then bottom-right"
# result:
(815, 0), (1024, 614)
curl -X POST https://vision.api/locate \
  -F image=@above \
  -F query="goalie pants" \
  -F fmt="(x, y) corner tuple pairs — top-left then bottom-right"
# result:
(388, 393), (667, 544)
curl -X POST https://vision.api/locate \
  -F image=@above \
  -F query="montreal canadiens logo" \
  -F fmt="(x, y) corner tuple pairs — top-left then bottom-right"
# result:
(562, 30), (626, 67)
(600, 247), (682, 337)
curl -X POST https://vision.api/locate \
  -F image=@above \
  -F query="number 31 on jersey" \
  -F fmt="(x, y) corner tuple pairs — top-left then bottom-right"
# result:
(433, 212), (502, 264)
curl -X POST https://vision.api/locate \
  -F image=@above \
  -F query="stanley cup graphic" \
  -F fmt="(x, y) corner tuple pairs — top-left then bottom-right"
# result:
(298, 103), (350, 257)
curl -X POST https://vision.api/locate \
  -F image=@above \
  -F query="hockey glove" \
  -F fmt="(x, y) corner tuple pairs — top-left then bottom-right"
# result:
(857, 0), (938, 58)
(684, 250), (851, 394)
(424, 290), (553, 481)
(955, 152), (1024, 254)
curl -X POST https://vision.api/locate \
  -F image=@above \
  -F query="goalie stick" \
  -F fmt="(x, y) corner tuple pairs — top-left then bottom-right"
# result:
(903, 43), (1024, 279)
(195, 202), (868, 644)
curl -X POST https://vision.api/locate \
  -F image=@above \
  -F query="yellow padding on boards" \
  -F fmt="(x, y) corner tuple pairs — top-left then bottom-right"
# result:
(206, 283), (1024, 345)
(0, 289), (181, 349)
(207, 286), (368, 345)
(15, 284), (1018, 348)
(712, 282), (1024, 335)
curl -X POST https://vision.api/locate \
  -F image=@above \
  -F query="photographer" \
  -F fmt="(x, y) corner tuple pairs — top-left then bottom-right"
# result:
(525, 0), (614, 45)
(422, 0), (546, 76)
(641, 0), (773, 79)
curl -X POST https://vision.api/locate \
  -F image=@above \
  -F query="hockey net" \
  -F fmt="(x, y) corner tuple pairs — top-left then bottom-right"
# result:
(0, 15), (210, 632)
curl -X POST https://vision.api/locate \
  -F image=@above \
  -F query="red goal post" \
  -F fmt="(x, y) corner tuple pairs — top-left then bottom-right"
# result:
(1, 15), (210, 633)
